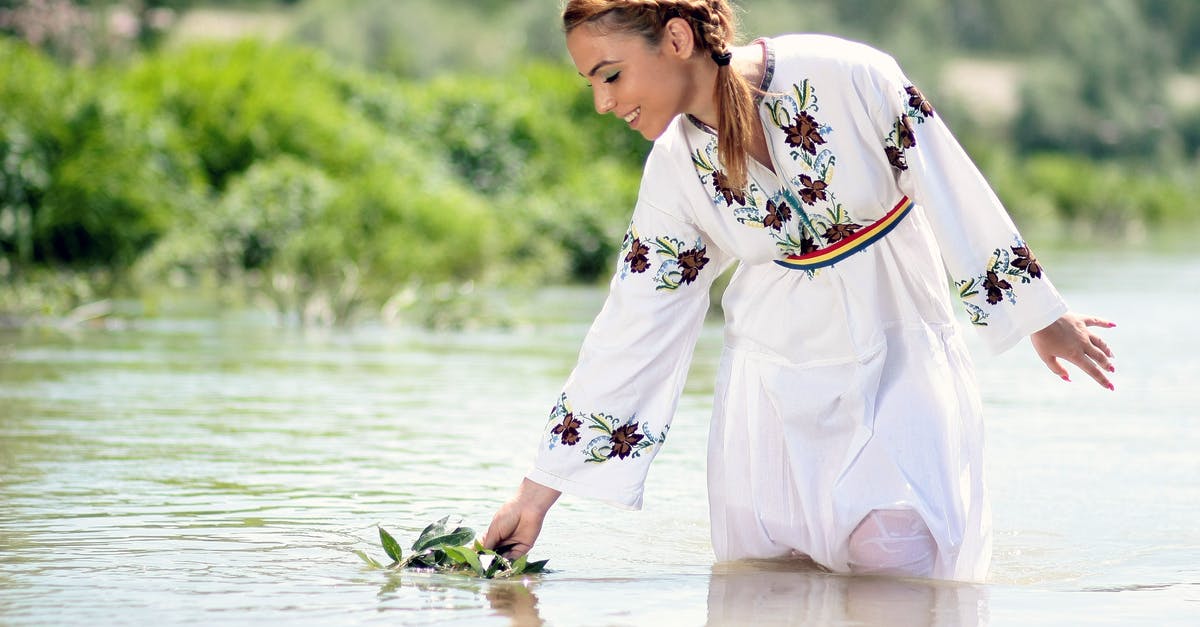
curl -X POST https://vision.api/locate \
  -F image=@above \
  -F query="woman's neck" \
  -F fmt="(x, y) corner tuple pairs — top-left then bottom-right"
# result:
(687, 41), (766, 129)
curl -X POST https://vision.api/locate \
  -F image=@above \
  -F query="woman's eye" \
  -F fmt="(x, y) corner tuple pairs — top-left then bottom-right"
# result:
(603, 71), (621, 84)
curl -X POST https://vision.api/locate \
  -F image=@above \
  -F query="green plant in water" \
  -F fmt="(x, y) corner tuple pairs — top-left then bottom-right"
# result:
(355, 516), (548, 578)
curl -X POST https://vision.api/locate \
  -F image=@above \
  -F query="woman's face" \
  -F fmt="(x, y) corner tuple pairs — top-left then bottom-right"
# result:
(566, 21), (697, 141)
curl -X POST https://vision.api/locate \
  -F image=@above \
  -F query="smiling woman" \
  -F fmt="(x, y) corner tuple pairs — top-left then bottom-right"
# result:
(482, 0), (1118, 583)
(564, 0), (758, 189)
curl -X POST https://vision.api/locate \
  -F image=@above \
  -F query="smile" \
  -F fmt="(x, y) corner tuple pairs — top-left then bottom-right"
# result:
(623, 108), (640, 124)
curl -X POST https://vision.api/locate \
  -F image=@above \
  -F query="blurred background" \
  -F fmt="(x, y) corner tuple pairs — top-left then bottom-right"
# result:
(2, 0), (1198, 327)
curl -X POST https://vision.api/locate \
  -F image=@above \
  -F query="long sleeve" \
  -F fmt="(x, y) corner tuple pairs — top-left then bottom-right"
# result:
(527, 149), (732, 509)
(868, 60), (1068, 354)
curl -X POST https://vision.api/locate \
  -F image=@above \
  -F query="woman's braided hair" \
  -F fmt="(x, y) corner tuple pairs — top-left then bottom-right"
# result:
(563, 0), (756, 189)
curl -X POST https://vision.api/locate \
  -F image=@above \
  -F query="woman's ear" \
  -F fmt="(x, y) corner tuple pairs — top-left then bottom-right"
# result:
(662, 16), (697, 59)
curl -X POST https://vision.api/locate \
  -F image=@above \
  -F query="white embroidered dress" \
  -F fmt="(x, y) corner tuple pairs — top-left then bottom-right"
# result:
(527, 34), (1067, 582)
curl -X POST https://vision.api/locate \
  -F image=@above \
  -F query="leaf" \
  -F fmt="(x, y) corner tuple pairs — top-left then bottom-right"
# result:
(412, 515), (452, 550)
(412, 526), (475, 552)
(443, 545), (484, 576)
(403, 551), (437, 569)
(354, 550), (383, 569)
(523, 559), (548, 574)
(441, 545), (469, 565)
(379, 527), (403, 563)
(509, 555), (528, 576)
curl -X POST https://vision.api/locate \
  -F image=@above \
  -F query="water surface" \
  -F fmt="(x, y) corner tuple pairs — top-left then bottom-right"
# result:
(1, 250), (1197, 625)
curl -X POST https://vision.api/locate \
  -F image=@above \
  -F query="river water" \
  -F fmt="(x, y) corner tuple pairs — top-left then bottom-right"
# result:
(1, 250), (1197, 626)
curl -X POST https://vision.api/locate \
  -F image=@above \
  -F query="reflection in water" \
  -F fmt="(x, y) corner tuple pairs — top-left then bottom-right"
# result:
(706, 559), (988, 627)
(372, 570), (544, 625)
(486, 580), (544, 627)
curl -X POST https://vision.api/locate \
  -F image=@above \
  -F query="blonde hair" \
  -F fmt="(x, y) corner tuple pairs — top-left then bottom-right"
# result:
(563, 0), (756, 189)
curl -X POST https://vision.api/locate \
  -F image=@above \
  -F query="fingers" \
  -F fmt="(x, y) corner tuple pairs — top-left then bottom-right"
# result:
(1038, 352), (1070, 382)
(1089, 333), (1114, 359)
(481, 508), (515, 551)
(1067, 351), (1113, 390)
(481, 525), (500, 551)
(1081, 316), (1116, 329)
(500, 540), (532, 559)
(1084, 344), (1115, 374)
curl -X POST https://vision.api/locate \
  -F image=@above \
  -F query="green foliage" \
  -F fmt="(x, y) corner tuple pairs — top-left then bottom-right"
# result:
(358, 516), (549, 579)
(0, 38), (199, 275)
(1011, 0), (1172, 158)
(393, 63), (648, 280)
(121, 39), (385, 188)
(974, 150), (1200, 237)
(289, 0), (566, 79)
(4, 5), (1200, 323)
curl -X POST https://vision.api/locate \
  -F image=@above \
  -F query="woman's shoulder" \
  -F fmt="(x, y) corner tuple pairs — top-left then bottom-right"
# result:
(763, 33), (902, 83)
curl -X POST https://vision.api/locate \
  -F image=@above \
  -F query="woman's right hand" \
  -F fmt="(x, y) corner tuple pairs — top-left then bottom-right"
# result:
(481, 478), (561, 558)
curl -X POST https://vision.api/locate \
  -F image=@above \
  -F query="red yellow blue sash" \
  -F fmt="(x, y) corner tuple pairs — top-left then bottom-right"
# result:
(774, 196), (913, 271)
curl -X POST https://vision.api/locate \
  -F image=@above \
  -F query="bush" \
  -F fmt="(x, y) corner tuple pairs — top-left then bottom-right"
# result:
(0, 38), (199, 276)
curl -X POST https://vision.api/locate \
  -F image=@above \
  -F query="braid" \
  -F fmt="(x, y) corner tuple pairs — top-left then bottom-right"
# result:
(563, 0), (757, 189)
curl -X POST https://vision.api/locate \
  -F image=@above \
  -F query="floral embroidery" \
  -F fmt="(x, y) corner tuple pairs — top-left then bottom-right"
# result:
(781, 110), (826, 155)
(906, 85), (936, 119)
(897, 115), (917, 149)
(763, 81), (865, 257)
(823, 221), (863, 244)
(982, 271), (1012, 305)
(692, 144), (801, 254)
(551, 412), (582, 446)
(762, 199), (792, 231)
(675, 247), (710, 284)
(797, 174), (828, 206)
(885, 145), (908, 171)
(624, 236), (651, 274)
(1010, 245), (1042, 278)
(884, 83), (935, 172)
(619, 227), (711, 288)
(687, 79), (872, 265)
(955, 238), (1047, 326)
(765, 80), (833, 173)
(798, 232), (818, 255)
(581, 412), (665, 463)
(543, 393), (668, 463)
(607, 424), (643, 459)
(712, 170), (747, 207)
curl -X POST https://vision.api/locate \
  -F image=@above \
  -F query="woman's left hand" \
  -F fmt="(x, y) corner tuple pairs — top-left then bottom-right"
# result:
(1030, 313), (1117, 390)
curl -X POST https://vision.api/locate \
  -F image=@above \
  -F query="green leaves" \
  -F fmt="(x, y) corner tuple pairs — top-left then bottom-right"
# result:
(360, 517), (548, 579)
(379, 527), (403, 563)
(411, 516), (475, 552)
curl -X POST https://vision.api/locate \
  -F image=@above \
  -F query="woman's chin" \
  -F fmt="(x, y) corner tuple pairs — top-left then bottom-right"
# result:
(638, 122), (667, 141)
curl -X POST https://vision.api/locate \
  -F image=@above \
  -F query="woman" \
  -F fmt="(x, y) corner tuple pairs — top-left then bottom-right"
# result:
(483, 0), (1115, 581)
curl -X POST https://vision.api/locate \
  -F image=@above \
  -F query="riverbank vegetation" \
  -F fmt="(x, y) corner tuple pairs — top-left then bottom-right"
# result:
(2, 0), (1198, 325)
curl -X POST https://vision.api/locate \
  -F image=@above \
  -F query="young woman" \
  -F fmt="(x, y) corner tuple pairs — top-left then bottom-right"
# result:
(483, 0), (1115, 581)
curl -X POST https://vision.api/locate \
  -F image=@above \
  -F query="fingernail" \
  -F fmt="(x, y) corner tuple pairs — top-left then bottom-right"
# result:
(1061, 374), (1071, 382)
(1105, 383), (1115, 391)
(1106, 365), (1115, 373)
(1108, 323), (1117, 328)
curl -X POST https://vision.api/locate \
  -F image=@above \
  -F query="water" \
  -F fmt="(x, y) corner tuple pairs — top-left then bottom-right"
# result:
(1, 250), (1197, 626)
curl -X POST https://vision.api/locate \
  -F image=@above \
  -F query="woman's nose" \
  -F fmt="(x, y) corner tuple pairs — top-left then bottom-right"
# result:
(593, 87), (615, 115)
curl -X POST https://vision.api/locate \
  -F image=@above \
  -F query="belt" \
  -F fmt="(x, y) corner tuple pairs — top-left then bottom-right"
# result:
(774, 195), (913, 271)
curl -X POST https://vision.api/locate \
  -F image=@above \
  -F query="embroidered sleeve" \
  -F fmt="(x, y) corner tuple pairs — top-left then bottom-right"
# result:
(868, 60), (1067, 353)
(527, 175), (731, 509)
